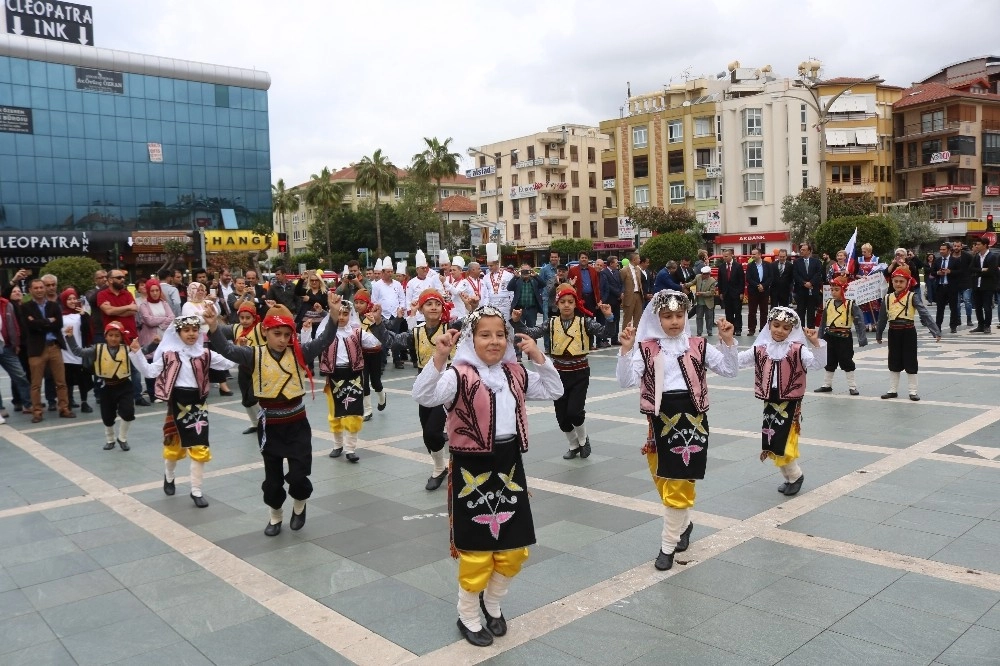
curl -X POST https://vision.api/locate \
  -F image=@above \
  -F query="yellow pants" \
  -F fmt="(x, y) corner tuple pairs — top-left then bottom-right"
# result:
(324, 385), (363, 434)
(646, 452), (696, 509)
(765, 425), (800, 468)
(163, 441), (211, 463)
(457, 548), (530, 593)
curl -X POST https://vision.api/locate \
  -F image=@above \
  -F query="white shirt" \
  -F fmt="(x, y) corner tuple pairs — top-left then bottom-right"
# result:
(219, 280), (234, 302)
(335, 329), (381, 365)
(412, 357), (564, 438)
(61, 312), (84, 364)
(406, 272), (444, 321)
(630, 265), (640, 293)
(130, 347), (235, 387)
(617, 340), (739, 391)
(483, 269), (514, 299)
(371, 279), (406, 318)
(737, 342), (827, 387)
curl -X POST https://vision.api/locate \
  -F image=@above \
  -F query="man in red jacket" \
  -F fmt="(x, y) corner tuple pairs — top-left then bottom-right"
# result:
(567, 252), (603, 347)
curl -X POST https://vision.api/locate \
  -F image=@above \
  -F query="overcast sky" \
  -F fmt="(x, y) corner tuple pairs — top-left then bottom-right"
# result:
(93, 0), (999, 187)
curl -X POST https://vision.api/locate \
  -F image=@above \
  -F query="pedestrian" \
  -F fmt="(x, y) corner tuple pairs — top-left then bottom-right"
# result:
(24, 279), (75, 423)
(59, 288), (94, 413)
(876, 267), (941, 401)
(793, 242), (824, 327)
(814, 276), (867, 395)
(969, 237), (998, 333)
(717, 249), (745, 335)
(687, 266), (717, 337)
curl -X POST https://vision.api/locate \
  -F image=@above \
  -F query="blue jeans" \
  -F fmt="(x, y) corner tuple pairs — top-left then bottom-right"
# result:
(961, 288), (973, 320)
(0, 345), (31, 407)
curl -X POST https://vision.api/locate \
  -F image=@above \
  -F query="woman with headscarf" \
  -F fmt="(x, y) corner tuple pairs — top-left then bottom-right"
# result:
(617, 290), (738, 572)
(138, 279), (174, 400)
(59, 288), (94, 413)
(182, 281), (234, 396)
(412, 305), (563, 647)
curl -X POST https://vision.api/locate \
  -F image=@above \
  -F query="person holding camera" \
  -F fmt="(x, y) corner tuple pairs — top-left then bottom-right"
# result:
(335, 260), (371, 303)
(505, 264), (545, 328)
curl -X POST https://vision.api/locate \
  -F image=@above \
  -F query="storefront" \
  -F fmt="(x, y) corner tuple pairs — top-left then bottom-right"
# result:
(710, 231), (792, 256)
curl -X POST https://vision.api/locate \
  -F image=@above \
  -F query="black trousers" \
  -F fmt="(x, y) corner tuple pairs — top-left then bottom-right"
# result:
(554, 367), (589, 432)
(796, 291), (819, 328)
(98, 379), (134, 426)
(607, 300), (621, 343)
(63, 363), (92, 403)
(935, 283), (960, 331)
(418, 404), (446, 453)
(722, 293), (743, 333)
(237, 367), (258, 408)
(824, 334), (856, 372)
(974, 287), (994, 328)
(771, 290), (790, 308)
(260, 417), (313, 509)
(362, 350), (383, 395)
(887, 326), (918, 374)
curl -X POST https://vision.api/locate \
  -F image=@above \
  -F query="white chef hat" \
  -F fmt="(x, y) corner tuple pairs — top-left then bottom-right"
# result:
(452, 255), (465, 269)
(439, 249), (450, 264)
(415, 250), (427, 268)
(396, 261), (407, 275)
(486, 242), (499, 263)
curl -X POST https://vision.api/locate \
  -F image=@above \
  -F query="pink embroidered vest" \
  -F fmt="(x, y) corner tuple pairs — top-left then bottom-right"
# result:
(319, 331), (364, 374)
(753, 343), (806, 400)
(637, 338), (708, 415)
(446, 363), (529, 454)
(154, 351), (211, 402)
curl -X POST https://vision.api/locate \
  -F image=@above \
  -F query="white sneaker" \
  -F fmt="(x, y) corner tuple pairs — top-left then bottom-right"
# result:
(0, 414), (6, 425)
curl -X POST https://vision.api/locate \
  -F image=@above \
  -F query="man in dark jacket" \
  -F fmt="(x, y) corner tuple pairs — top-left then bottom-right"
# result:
(793, 242), (825, 326)
(505, 263), (545, 327)
(24, 279), (74, 422)
(970, 237), (999, 333)
(745, 248), (773, 335)
(770, 249), (794, 307)
(932, 242), (963, 334)
(600, 256), (624, 345)
(717, 249), (745, 335)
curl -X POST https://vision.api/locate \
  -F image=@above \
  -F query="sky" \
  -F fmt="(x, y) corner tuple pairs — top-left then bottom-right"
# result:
(88, 0), (1000, 188)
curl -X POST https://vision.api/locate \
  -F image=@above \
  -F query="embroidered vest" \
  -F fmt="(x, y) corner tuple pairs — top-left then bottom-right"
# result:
(446, 363), (529, 454)
(153, 351), (211, 402)
(753, 343), (806, 400)
(885, 292), (916, 322)
(549, 316), (589, 356)
(824, 299), (854, 328)
(94, 344), (131, 380)
(319, 331), (364, 374)
(637, 338), (708, 415)
(252, 347), (306, 399)
(234, 323), (265, 346)
(414, 323), (453, 369)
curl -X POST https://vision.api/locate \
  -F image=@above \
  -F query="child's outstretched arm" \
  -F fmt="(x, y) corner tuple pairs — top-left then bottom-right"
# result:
(615, 323), (641, 388)
(128, 337), (163, 378)
(800, 326), (828, 369)
(411, 328), (461, 407)
(63, 328), (97, 367)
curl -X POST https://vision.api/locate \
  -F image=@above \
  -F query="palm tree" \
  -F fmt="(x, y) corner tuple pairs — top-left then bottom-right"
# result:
(271, 178), (299, 249)
(354, 149), (398, 256)
(410, 136), (461, 248)
(305, 167), (344, 270)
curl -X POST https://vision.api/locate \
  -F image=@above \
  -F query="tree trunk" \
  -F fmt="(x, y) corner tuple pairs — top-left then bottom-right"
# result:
(324, 208), (333, 270)
(374, 193), (383, 256)
(436, 179), (446, 249)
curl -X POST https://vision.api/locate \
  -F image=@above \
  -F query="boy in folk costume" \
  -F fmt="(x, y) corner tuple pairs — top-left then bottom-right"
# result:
(208, 294), (342, 535)
(412, 305), (563, 647)
(214, 300), (267, 434)
(814, 275), (868, 395)
(317, 300), (385, 463)
(737, 307), (826, 498)
(65, 320), (136, 451)
(617, 290), (738, 571)
(130, 315), (237, 506)
(876, 266), (941, 401)
(351, 289), (387, 420)
(513, 283), (614, 459)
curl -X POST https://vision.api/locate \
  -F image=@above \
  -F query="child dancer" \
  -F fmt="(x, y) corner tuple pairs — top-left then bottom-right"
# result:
(60, 288), (94, 413)
(617, 290), (738, 571)
(218, 300), (267, 434)
(814, 275), (867, 395)
(130, 314), (236, 506)
(317, 300), (384, 463)
(876, 266), (941, 401)
(352, 290), (387, 420)
(208, 295), (341, 536)
(738, 307), (826, 497)
(513, 283), (614, 459)
(412, 305), (563, 647)
(65, 320), (135, 450)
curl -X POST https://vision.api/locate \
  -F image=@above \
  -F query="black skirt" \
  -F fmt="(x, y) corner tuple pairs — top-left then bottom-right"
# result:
(761, 390), (800, 458)
(168, 386), (209, 448)
(651, 391), (709, 480)
(328, 367), (364, 418)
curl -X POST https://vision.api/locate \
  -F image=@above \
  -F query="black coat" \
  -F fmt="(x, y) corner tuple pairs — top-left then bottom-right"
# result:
(745, 260), (773, 291)
(23, 299), (66, 357)
(971, 251), (999, 292)
(716, 259), (745, 298)
(770, 260), (794, 300)
(792, 256), (824, 299)
(931, 254), (964, 291)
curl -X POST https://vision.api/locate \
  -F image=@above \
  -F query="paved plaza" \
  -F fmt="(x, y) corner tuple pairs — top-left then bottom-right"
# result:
(0, 331), (999, 665)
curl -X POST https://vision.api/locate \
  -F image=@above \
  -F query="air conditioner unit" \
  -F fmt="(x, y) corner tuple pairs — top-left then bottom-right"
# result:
(549, 143), (558, 150)
(685, 189), (694, 197)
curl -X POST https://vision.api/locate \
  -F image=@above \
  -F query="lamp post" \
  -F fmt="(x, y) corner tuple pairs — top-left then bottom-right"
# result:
(795, 61), (882, 226)
(467, 146), (517, 251)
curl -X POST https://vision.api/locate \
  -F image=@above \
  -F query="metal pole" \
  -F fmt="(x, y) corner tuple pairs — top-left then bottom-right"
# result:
(200, 230), (207, 270)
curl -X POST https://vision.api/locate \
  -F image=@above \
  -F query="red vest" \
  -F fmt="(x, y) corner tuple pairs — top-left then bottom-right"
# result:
(446, 363), (529, 454)
(753, 343), (806, 400)
(638, 338), (708, 415)
(319, 330), (364, 374)
(154, 351), (211, 401)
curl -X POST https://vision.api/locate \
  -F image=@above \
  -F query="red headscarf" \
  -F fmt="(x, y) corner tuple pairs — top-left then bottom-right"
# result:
(416, 289), (453, 324)
(145, 278), (162, 303)
(60, 288), (78, 316)
(555, 283), (593, 317)
(236, 301), (260, 339)
(104, 320), (134, 345)
(890, 267), (917, 303)
(262, 304), (314, 395)
(830, 275), (850, 295)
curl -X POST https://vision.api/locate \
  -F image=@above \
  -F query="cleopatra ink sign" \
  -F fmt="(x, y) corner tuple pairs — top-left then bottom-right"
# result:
(5, 0), (94, 45)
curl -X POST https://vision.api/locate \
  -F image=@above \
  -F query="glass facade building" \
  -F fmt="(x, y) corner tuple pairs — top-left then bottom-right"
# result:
(0, 35), (271, 232)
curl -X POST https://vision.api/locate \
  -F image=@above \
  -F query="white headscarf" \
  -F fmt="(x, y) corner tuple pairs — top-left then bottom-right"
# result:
(452, 305), (516, 393)
(153, 315), (206, 363)
(752, 306), (808, 360)
(635, 289), (692, 357)
(314, 304), (359, 339)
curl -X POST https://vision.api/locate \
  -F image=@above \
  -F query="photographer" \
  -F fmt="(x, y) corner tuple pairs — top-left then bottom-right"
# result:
(335, 260), (371, 303)
(505, 263), (545, 327)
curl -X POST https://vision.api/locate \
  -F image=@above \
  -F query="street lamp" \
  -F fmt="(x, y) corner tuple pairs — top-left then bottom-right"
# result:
(794, 61), (882, 226)
(467, 146), (517, 249)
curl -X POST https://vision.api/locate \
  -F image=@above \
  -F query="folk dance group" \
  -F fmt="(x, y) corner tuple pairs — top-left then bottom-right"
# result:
(61, 250), (942, 647)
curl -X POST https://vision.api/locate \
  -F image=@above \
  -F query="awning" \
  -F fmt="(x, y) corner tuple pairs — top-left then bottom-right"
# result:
(824, 95), (871, 113)
(713, 231), (790, 243)
(221, 208), (239, 229)
(855, 128), (878, 145)
(825, 129), (850, 146)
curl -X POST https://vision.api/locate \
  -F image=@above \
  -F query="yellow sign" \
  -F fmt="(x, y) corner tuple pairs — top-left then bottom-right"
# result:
(204, 230), (275, 250)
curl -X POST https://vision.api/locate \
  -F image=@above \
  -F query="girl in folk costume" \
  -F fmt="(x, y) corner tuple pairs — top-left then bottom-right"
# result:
(617, 290), (738, 571)
(130, 315), (237, 506)
(737, 307), (826, 498)
(216, 300), (267, 434)
(182, 281), (235, 396)
(412, 305), (563, 647)
(59, 288), (94, 413)
(317, 300), (384, 463)
(513, 283), (614, 459)
(208, 294), (342, 536)
(876, 266), (941, 401)
(351, 290), (387, 420)
(814, 275), (868, 395)
(385, 289), (462, 490)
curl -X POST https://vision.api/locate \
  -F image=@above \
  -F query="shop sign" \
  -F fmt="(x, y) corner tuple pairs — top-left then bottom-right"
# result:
(509, 185), (538, 200)
(0, 105), (32, 134)
(75, 67), (123, 94)
(0, 231), (89, 254)
(465, 165), (496, 178)
(204, 230), (275, 250)
(4, 0), (94, 45)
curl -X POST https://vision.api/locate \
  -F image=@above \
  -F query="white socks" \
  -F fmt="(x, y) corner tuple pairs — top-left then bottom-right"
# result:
(377, 391), (386, 408)
(573, 424), (588, 447)
(482, 571), (512, 618)
(888, 371), (900, 393)
(907, 373), (918, 395)
(363, 394), (372, 416)
(564, 430), (579, 449)
(164, 459), (177, 483)
(189, 460), (205, 497)
(781, 460), (803, 481)
(268, 507), (283, 525)
(245, 406), (258, 427)
(332, 430), (344, 450)
(117, 419), (132, 442)
(344, 431), (358, 454)
(821, 370), (834, 388)
(104, 425), (115, 444)
(457, 588), (482, 632)
(846, 371), (857, 390)
(431, 449), (447, 477)
(292, 499), (306, 514)
(661, 507), (689, 554)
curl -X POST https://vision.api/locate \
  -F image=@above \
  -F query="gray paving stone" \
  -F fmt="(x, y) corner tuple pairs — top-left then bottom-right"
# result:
(0, 534), (80, 568)
(22, 568), (123, 611)
(320, 576), (440, 625)
(189, 614), (317, 666)
(245, 541), (343, 578)
(935, 625), (1000, 665)
(535, 519), (615, 552)
(39, 588), (150, 638)
(50, 509), (128, 535)
(914, 491), (1000, 519)
(849, 523), (955, 559)
(359, 596), (458, 656)
(6, 549), (101, 587)
(312, 524), (399, 557)
(684, 603), (823, 663)
(786, 553), (905, 596)
(280, 558), (385, 598)
(0, 513), (64, 548)
(480, 640), (589, 665)
(517, 552), (623, 598)
(351, 537), (447, 576)
(881, 506), (982, 538)
(0, 638), (76, 666)
(874, 573), (1000, 624)
(392, 557), (458, 600)
(977, 602), (1000, 631)
(627, 636), (759, 665)
(668, 558), (783, 603)
(829, 598), (970, 660)
(779, 630), (931, 666)
(537, 608), (670, 665)
(932, 536), (1000, 574)
(131, 570), (232, 612)
(0, 612), (57, 656)
(60, 611), (184, 665)
(848, 481), (936, 506)
(108, 640), (215, 666)
(0, 589), (33, 623)
(741, 577), (868, 628)
(254, 642), (354, 665)
(0, 570), (14, 593)
(86, 534), (175, 568)
(817, 495), (908, 523)
(608, 582), (733, 634)
(778, 511), (880, 542)
(66, 522), (148, 550)
(105, 551), (202, 587)
(156, 586), (271, 640)
(717, 538), (821, 572)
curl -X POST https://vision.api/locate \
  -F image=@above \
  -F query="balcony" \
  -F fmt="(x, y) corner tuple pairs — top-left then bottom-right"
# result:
(603, 178), (615, 190)
(601, 149), (616, 162)
(829, 179), (876, 194)
(602, 207), (620, 218)
(538, 208), (571, 220)
(826, 145), (876, 155)
(984, 149), (1000, 166)
(895, 120), (962, 141)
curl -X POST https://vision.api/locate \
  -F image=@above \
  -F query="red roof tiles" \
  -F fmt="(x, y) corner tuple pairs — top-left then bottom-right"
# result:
(893, 82), (1000, 110)
(434, 195), (477, 213)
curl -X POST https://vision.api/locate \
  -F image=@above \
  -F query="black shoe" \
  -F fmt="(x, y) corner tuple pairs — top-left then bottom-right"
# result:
(777, 482), (789, 494)
(363, 413), (373, 422)
(985, 329), (992, 335)
(329, 447), (343, 458)
(814, 386), (832, 393)
(70, 401), (80, 409)
(675, 521), (694, 553)
(394, 362), (405, 370)
(377, 394), (387, 411)
(783, 475), (805, 496)
(909, 393), (921, 401)
(135, 396), (152, 407)
(103, 441), (116, 451)
(880, 392), (898, 399)
(48, 403), (57, 412)
(579, 437), (592, 459)
(191, 493), (209, 508)
(219, 387), (234, 396)
(346, 452), (359, 463)
(242, 426), (257, 435)
(163, 476), (175, 496)
(563, 447), (580, 460)
(654, 549), (675, 571)
(264, 521), (282, 537)
(970, 327), (985, 333)
(479, 592), (507, 636)
(80, 402), (93, 413)
(849, 388), (860, 396)
(117, 439), (130, 451)
(425, 470), (447, 491)
(457, 619), (493, 647)
(951, 328), (957, 334)
(289, 506), (306, 531)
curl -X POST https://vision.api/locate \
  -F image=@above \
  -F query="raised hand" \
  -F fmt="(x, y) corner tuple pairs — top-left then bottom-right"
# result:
(63, 326), (74, 337)
(598, 302), (612, 317)
(514, 333), (543, 362)
(511, 308), (522, 323)
(619, 323), (636, 353)
(716, 317), (735, 345)
(202, 303), (218, 330)
(327, 291), (342, 310)
(129, 338), (141, 352)
(803, 327), (820, 347)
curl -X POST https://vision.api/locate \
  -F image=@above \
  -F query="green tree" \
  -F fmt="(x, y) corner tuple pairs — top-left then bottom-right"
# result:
(159, 239), (190, 273)
(548, 238), (594, 258)
(782, 187), (879, 246)
(289, 251), (323, 271)
(355, 149), (399, 256)
(410, 137), (460, 248)
(625, 205), (697, 234)
(305, 167), (345, 270)
(42, 256), (103, 293)
(888, 205), (938, 251)
(813, 215), (899, 260)
(271, 178), (299, 243)
(638, 233), (700, 272)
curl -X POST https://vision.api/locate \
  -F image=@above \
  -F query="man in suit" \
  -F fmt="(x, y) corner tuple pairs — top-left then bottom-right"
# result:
(717, 248), (745, 335)
(970, 237), (998, 333)
(620, 251), (645, 330)
(932, 242), (962, 334)
(951, 241), (975, 326)
(793, 241), (825, 326)
(770, 248), (793, 308)
(600, 256), (623, 345)
(244, 269), (269, 317)
(653, 261), (683, 294)
(638, 256), (654, 303)
(24, 279), (74, 423)
(672, 257), (696, 290)
(745, 248), (773, 335)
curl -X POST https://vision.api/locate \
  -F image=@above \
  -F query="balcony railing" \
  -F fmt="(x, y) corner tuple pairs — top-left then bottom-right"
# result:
(825, 145), (876, 154)
(895, 120), (962, 140)
(538, 208), (571, 220)
(829, 179), (876, 194)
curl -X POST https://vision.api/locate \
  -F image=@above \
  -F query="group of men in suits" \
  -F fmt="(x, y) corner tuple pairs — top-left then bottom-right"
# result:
(933, 238), (999, 334)
(715, 245), (811, 335)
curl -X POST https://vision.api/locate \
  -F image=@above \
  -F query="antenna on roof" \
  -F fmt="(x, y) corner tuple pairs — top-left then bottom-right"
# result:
(627, 81), (631, 98)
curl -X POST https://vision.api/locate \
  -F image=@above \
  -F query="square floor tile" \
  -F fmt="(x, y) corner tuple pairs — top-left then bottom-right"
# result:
(829, 598), (969, 660)
(683, 603), (822, 663)
(537, 609), (672, 666)
(535, 520), (615, 552)
(59, 612), (183, 665)
(39, 589), (150, 638)
(320, 577), (439, 626)
(280, 559), (385, 598)
(874, 573), (1000, 624)
(608, 582), (733, 634)
(0, 612), (56, 656)
(936, 624), (1000, 666)
(22, 568), (122, 611)
(881, 506), (982, 538)
(667, 558), (783, 603)
(716, 538), (820, 572)
(364, 597), (458, 656)
(786, 553), (905, 596)
(780, 630), (931, 666)
(742, 577), (868, 628)
(480, 640), (589, 665)
(189, 615), (316, 666)
(156, 586), (270, 640)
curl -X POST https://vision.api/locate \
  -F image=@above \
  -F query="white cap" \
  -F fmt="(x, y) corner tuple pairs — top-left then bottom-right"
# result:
(373, 258), (382, 271)
(486, 242), (499, 263)
(700, 266), (711, 274)
(415, 249), (427, 267)
(439, 249), (450, 264)
(341, 265), (349, 276)
(452, 255), (465, 269)
(396, 261), (407, 274)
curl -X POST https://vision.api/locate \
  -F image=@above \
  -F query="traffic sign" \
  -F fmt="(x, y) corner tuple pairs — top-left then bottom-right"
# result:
(5, 1), (94, 45)
(425, 232), (440, 255)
